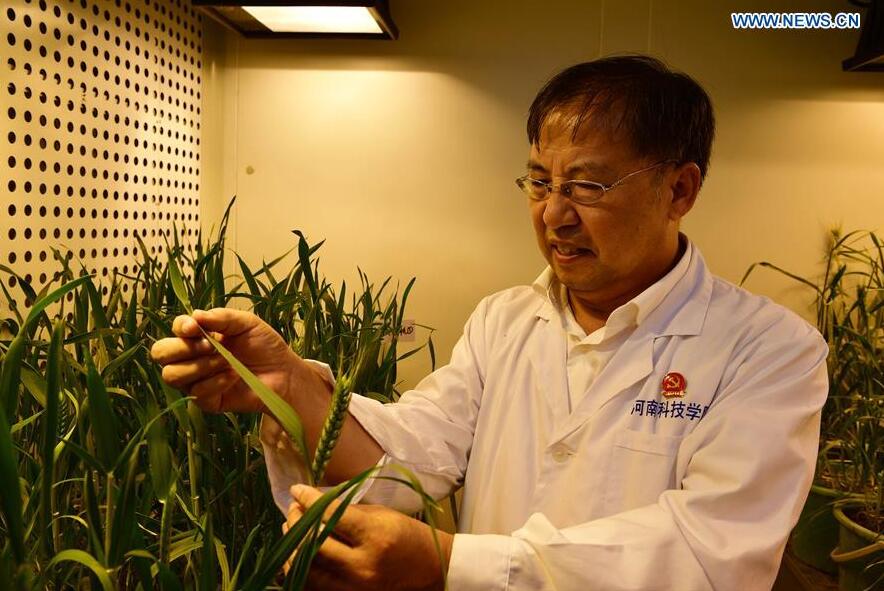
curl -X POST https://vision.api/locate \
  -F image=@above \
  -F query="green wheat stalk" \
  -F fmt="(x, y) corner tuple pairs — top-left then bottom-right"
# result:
(310, 374), (355, 483)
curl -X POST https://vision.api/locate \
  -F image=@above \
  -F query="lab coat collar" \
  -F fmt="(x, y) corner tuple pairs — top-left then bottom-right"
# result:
(527, 236), (715, 441)
(530, 233), (713, 339)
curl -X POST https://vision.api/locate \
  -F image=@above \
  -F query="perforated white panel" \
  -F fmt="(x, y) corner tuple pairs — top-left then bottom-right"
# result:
(1, 0), (202, 310)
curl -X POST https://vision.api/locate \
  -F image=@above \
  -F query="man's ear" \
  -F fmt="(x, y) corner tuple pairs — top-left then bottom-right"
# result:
(666, 162), (702, 221)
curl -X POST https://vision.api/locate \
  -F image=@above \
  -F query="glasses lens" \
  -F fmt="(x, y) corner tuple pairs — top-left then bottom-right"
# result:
(569, 181), (605, 204)
(519, 177), (548, 200)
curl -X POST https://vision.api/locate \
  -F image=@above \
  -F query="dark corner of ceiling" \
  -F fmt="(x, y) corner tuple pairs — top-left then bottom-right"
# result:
(843, 0), (884, 71)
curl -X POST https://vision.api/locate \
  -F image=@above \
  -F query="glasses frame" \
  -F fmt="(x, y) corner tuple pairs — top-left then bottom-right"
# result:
(515, 159), (679, 206)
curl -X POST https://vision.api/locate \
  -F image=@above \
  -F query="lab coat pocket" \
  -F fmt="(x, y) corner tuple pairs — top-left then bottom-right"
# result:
(604, 429), (684, 515)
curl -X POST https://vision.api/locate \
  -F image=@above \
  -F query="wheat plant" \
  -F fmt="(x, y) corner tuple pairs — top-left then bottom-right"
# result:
(0, 197), (440, 589)
(742, 228), (884, 531)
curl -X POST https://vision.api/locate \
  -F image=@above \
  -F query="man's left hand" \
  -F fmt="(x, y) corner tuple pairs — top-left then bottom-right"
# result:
(283, 484), (454, 591)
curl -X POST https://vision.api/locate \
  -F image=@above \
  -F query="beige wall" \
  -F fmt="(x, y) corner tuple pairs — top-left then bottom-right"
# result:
(200, 0), (884, 389)
(1, 0), (203, 312)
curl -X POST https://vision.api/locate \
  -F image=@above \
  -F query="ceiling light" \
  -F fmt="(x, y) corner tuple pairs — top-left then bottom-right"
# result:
(193, 1), (398, 39)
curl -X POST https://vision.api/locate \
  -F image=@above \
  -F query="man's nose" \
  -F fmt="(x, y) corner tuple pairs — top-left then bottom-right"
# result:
(542, 189), (580, 229)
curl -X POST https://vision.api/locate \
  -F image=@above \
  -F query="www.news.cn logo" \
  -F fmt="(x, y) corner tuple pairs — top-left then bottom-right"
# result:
(731, 12), (861, 29)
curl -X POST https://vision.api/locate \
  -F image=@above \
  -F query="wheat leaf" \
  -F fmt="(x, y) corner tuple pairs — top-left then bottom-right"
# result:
(46, 550), (114, 591)
(168, 254), (193, 314)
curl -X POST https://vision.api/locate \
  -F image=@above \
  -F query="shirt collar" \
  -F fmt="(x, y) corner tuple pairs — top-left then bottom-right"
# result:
(532, 233), (693, 334)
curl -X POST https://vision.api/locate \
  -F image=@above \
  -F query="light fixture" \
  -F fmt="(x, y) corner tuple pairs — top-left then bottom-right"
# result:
(843, 0), (883, 72)
(193, 0), (398, 39)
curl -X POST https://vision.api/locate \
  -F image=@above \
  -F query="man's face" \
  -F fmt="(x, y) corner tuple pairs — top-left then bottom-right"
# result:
(527, 111), (675, 302)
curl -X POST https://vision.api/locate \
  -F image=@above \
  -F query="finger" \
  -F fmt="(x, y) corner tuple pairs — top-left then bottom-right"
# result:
(311, 531), (355, 564)
(287, 496), (355, 561)
(282, 520), (294, 576)
(190, 308), (260, 338)
(160, 354), (230, 390)
(287, 499), (303, 515)
(189, 370), (245, 410)
(171, 314), (203, 338)
(286, 500), (304, 528)
(291, 485), (366, 544)
(280, 505), (356, 584)
(192, 389), (223, 414)
(281, 507), (302, 576)
(150, 336), (215, 365)
(283, 501), (353, 560)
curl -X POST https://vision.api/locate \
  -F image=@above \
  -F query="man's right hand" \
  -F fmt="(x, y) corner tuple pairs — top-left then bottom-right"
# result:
(149, 308), (323, 414)
(150, 307), (385, 484)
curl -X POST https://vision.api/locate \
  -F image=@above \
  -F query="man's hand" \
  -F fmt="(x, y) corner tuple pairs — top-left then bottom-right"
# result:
(149, 308), (322, 414)
(150, 307), (385, 485)
(283, 485), (453, 591)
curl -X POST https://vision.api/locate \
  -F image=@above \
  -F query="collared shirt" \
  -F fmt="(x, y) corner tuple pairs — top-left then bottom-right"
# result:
(538, 237), (693, 412)
(261, 236), (828, 591)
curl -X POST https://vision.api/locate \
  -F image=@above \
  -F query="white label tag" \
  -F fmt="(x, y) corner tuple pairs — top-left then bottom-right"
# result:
(399, 319), (416, 342)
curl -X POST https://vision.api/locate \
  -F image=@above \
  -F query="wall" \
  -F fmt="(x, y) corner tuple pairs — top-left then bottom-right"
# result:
(1, 0), (203, 314)
(200, 0), (884, 389)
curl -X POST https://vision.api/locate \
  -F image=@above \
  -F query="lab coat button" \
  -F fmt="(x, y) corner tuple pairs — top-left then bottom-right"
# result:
(551, 444), (570, 463)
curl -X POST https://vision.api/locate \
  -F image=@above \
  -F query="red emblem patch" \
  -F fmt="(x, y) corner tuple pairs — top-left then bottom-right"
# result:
(661, 372), (687, 399)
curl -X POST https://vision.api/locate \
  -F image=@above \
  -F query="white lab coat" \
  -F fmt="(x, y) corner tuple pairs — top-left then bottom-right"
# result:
(261, 237), (829, 591)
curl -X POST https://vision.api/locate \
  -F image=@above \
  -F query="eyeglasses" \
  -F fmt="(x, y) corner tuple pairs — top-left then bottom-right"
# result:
(515, 159), (677, 206)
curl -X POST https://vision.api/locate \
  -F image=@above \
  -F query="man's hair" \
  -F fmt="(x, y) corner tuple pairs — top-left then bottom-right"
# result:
(527, 55), (715, 181)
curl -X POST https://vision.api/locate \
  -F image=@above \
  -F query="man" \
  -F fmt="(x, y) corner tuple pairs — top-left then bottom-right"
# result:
(151, 55), (829, 590)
